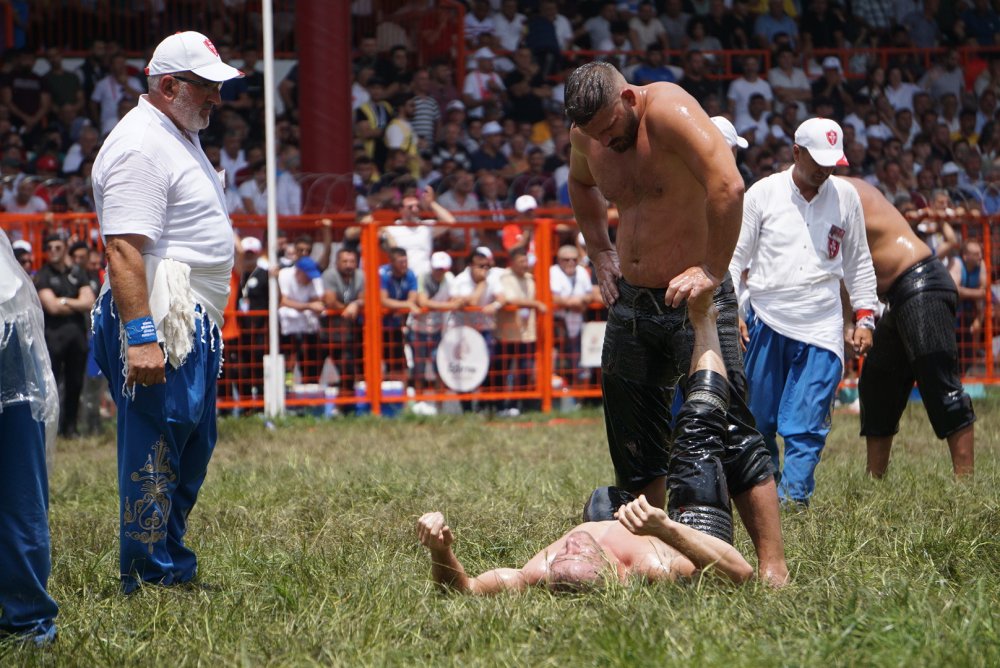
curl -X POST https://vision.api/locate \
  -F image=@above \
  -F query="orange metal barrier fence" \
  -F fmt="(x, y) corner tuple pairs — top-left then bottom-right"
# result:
(3, 210), (997, 416)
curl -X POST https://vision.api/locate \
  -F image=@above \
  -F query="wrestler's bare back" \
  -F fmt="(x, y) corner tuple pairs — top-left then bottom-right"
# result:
(571, 85), (728, 288)
(843, 177), (932, 295)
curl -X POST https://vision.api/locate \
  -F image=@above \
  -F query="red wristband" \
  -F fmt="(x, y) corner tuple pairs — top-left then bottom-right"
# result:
(854, 309), (874, 322)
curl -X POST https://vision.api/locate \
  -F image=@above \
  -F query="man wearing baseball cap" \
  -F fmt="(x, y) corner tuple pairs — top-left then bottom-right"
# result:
(90, 31), (242, 593)
(729, 117), (878, 506)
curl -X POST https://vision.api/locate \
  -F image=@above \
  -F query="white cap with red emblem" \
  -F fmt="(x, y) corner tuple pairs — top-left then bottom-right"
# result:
(145, 31), (243, 82)
(794, 117), (849, 167)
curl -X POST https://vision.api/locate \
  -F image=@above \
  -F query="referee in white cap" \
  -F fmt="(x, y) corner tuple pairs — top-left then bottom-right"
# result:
(90, 31), (242, 593)
(729, 117), (878, 507)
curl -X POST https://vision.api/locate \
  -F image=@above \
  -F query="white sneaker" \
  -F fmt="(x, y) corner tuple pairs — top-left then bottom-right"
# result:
(497, 408), (521, 417)
(412, 401), (438, 416)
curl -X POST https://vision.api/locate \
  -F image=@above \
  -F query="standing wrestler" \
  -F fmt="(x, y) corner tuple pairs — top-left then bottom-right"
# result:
(843, 177), (975, 478)
(730, 119), (878, 506)
(564, 61), (787, 585)
(91, 32), (242, 593)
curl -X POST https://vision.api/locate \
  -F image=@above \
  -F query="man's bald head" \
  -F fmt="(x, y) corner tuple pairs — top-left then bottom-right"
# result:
(565, 62), (626, 127)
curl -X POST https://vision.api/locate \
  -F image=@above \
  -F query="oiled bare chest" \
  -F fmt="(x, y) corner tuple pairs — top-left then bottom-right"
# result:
(588, 145), (678, 207)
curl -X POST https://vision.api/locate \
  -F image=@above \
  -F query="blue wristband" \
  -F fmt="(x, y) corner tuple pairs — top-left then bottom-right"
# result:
(124, 316), (158, 346)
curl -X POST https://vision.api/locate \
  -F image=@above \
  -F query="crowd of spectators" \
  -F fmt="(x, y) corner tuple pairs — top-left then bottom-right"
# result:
(7, 0), (1000, 419)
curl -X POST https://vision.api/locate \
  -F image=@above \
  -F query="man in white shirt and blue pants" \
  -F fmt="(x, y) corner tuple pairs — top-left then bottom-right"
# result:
(91, 32), (242, 593)
(730, 118), (878, 506)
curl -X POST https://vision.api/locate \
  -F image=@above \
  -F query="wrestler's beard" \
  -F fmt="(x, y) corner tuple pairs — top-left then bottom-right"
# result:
(174, 85), (212, 132)
(608, 108), (639, 153)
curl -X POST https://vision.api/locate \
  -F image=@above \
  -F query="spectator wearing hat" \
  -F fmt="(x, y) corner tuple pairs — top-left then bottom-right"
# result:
(278, 256), (326, 384)
(12, 239), (33, 274)
(470, 121), (511, 176)
(730, 118), (877, 505)
(236, 236), (269, 401)
(463, 47), (506, 120)
(410, 251), (460, 412)
(811, 57), (852, 121)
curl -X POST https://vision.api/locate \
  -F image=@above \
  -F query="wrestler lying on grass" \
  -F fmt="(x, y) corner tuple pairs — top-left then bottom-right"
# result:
(417, 291), (757, 592)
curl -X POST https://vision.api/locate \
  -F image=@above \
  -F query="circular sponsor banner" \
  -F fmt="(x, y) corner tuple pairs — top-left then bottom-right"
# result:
(436, 326), (489, 392)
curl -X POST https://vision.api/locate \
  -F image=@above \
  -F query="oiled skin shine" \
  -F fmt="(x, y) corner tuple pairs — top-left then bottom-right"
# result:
(569, 83), (743, 289)
(843, 176), (933, 295)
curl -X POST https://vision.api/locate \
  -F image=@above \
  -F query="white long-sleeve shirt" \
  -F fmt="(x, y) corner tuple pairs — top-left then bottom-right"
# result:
(729, 169), (877, 362)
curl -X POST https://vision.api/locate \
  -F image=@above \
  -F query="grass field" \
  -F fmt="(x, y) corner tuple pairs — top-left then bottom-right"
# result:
(4, 399), (999, 666)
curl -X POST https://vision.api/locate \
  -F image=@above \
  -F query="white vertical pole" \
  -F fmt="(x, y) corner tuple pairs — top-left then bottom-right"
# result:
(262, 0), (285, 418)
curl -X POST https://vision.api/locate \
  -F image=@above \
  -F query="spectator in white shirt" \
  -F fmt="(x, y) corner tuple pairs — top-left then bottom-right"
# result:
(729, 118), (878, 506)
(767, 47), (810, 120)
(549, 245), (597, 387)
(493, 0), (528, 52)
(464, 0), (496, 48)
(219, 130), (247, 189)
(463, 48), (506, 119)
(90, 54), (142, 137)
(629, 1), (668, 49)
(276, 144), (302, 216)
(62, 125), (101, 174)
(2, 177), (48, 214)
(727, 55), (773, 134)
(884, 66), (922, 112)
(278, 256), (326, 384)
(237, 161), (267, 215)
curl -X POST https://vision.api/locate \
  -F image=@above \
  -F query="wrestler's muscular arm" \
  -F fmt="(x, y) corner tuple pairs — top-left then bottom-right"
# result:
(568, 136), (620, 306)
(617, 495), (754, 584)
(654, 93), (745, 307)
(417, 512), (533, 595)
(105, 234), (166, 387)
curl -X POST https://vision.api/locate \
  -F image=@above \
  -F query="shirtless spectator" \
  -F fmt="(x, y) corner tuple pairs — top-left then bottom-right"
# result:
(845, 178), (976, 478)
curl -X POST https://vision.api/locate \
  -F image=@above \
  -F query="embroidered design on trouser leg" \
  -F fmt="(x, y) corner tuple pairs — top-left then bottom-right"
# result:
(123, 436), (176, 553)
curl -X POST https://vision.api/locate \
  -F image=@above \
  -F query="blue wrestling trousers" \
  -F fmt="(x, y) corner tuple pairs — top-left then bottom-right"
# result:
(743, 309), (842, 505)
(0, 400), (59, 644)
(92, 291), (222, 593)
